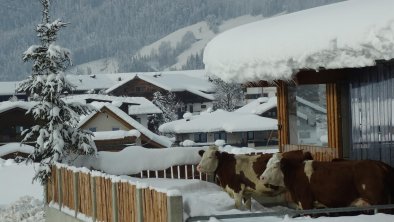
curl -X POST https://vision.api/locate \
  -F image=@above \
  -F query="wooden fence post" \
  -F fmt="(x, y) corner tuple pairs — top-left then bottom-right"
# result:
(167, 191), (183, 222)
(136, 186), (144, 222)
(57, 167), (62, 210)
(91, 176), (97, 222)
(112, 182), (118, 222)
(73, 172), (79, 218)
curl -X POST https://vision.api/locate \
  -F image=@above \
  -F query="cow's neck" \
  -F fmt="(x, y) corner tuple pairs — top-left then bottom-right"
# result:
(215, 152), (236, 175)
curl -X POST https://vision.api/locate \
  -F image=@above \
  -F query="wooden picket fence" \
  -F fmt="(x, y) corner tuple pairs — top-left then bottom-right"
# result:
(46, 164), (183, 222)
(131, 164), (209, 181)
(283, 144), (339, 161)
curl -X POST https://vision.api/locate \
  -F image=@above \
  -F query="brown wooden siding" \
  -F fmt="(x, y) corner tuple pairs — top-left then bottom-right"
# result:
(276, 81), (289, 152)
(326, 83), (342, 156)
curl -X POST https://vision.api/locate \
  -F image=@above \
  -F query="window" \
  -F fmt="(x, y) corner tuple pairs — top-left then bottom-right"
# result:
(194, 133), (207, 143)
(247, 131), (254, 140)
(201, 104), (207, 109)
(135, 86), (145, 92)
(189, 105), (193, 113)
(214, 132), (226, 141)
(288, 84), (327, 146)
(89, 127), (96, 132)
(112, 127), (120, 131)
(15, 126), (24, 134)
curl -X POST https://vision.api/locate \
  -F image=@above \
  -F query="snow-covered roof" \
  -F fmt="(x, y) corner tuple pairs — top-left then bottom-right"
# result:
(0, 143), (34, 157)
(79, 102), (172, 147)
(105, 70), (215, 100)
(159, 109), (277, 134)
(0, 82), (21, 96)
(0, 101), (35, 114)
(93, 130), (141, 141)
(63, 94), (162, 115)
(203, 0), (394, 83)
(235, 97), (277, 115)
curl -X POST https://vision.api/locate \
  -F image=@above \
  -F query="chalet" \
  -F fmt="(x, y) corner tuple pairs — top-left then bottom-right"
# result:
(63, 94), (161, 129)
(105, 70), (215, 116)
(78, 102), (172, 150)
(203, 0), (394, 165)
(0, 101), (35, 145)
(159, 109), (278, 147)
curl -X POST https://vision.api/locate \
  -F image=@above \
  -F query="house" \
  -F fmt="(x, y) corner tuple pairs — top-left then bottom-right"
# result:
(244, 86), (276, 103)
(203, 0), (394, 165)
(78, 102), (172, 150)
(0, 101), (35, 144)
(235, 96), (278, 119)
(63, 94), (161, 129)
(159, 109), (278, 147)
(105, 70), (215, 116)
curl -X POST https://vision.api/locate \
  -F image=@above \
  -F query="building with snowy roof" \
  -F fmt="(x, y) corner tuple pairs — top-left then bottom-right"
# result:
(0, 101), (35, 145)
(159, 109), (278, 147)
(204, 0), (394, 165)
(63, 94), (161, 129)
(78, 102), (172, 150)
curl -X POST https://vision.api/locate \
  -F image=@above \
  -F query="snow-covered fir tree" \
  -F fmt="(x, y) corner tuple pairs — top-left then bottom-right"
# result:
(150, 91), (184, 133)
(211, 77), (244, 111)
(17, 0), (96, 184)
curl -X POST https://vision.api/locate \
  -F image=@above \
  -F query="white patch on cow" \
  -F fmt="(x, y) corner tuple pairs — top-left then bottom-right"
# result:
(362, 184), (366, 190)
(260, 153), (285, 187)
(304, 160), (314, 182)
(351, 198), (370, 207)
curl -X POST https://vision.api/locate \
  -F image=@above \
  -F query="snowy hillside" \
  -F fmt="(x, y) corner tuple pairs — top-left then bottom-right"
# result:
(136, 15), (265, 70)
(67, 58), (119, 75)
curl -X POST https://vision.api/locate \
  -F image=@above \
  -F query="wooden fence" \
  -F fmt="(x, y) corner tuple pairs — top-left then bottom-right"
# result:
(46, 164), (183, 222)
(283, 144), (339, 161)
(131, 164), (209, 181)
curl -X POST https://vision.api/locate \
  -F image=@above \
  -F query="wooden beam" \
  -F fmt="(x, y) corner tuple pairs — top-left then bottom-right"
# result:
(276, 81), (289, 152)
(326, 83), (342, 157)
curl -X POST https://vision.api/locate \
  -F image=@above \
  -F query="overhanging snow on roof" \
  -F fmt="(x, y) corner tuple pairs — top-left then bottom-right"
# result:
(203, 0), (394, 83)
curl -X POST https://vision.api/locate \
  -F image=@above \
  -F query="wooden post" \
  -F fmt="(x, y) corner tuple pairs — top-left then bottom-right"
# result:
(57, 167), (62, 210)
(73, 172), (79, 218)
(91, 176), (97, 222)
(136, 187), (144, 222)
(112, 182), (118, 222)
(167, 192), (183, 222)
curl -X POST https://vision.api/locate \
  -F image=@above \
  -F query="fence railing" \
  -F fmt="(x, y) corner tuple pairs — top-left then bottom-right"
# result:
(283, 144), (339, 161)
(46, 164), (183, 222)
(130, 164), (209, 181)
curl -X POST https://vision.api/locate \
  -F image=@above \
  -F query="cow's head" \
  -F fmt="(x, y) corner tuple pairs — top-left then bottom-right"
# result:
(197, 145), (220, 175)
(259, 153), (285, 187)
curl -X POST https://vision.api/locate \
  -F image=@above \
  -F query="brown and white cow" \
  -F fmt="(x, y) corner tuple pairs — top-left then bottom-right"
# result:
(197, 146), (311, 210)
(260, 153), (394, 210)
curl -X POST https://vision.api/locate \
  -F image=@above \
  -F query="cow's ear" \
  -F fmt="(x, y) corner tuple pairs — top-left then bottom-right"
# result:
(215, 151), (221, 158)
(303, 152), (313, 160)
(198, 150), (205, 157)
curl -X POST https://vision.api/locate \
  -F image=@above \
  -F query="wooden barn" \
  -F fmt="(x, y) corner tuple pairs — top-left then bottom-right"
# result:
(203, 0), (394, 165)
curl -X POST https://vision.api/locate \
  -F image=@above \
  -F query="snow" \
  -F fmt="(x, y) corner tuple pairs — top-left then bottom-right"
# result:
(0, 143), (34, 157)
(204, 0), (394, 83)
(63, 94), (162, 115)
(72, 146), (204, 175)
(0, 160), (43, 206)
(236, 97), (277, 115)
(137, 15), (265, 70)
(0, 81), (21, 96)
(0, 101), (35, 114)
(1, 143), (394, 222)
(93, 130), (140, 141)
(159, 109), (278, 134)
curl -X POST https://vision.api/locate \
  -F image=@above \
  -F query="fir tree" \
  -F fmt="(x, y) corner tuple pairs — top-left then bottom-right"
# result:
(211, 77), (244, 111)
(150, 91), (184, 133)
(17, 0), (96, 184)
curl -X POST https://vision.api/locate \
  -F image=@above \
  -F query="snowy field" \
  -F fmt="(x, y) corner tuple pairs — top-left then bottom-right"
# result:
(1, 156), (394, 222)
